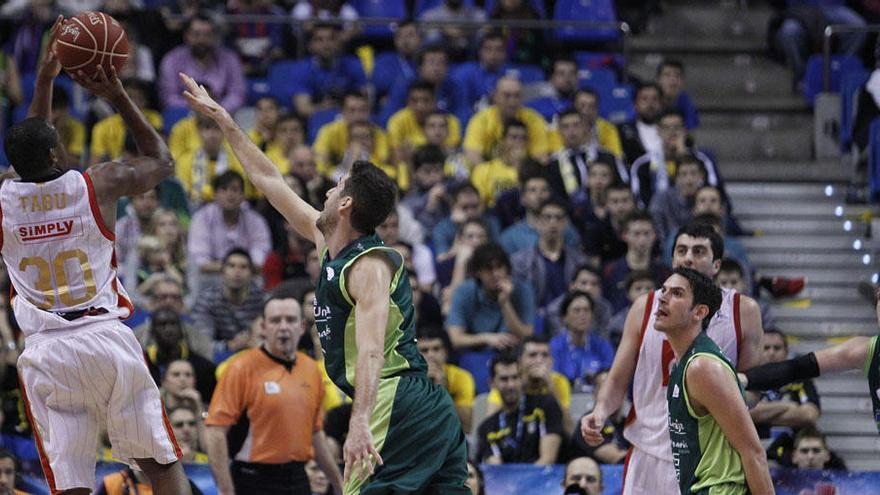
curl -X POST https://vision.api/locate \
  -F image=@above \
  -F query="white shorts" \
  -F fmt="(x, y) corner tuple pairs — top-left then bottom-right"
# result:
(17, 319), (180, 492)
(622, 446), (679, 495)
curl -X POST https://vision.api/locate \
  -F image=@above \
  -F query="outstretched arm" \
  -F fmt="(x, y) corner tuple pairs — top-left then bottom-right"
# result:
(687, 357), (775, 494)
(27, 16), (63, 121)
(180, 73), (324, 252)
(342, 254), (393, 484)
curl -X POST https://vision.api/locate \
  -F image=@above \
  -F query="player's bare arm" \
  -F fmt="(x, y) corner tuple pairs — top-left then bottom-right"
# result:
(735, 295), (764, 372)
(816, 336), (871, 375)
(179, 73), (325, 253)
(536, 433), (562, 466)
(581, 292), (647, 445)
(205, 424), (235, 495)
(343, 253), (393, 483)
(27, 17), (63, 121)
(313, 431), (344, 495)
(71, 66), (173, 228)
(687, 357), (775, 495)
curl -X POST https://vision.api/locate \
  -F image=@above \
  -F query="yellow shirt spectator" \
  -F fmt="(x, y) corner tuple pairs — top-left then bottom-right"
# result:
(313, 119), (391, 177)
(169, 115), (199, 160)
(445, 363), (476, 409)
(548, 116), (623, 158)
(386, 108), (461, 151)
(487, 371), (571, 410)
(463, 106), (548, 161)
(90, 110), (163, 162)
(175, 146), (246, 203)
(57, 118), (85, 160)
(470, 158), (520, 207)
(318, 359), (350, 412)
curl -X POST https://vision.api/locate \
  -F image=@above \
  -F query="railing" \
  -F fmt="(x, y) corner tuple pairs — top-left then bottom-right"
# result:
(822, 23), (879, 91)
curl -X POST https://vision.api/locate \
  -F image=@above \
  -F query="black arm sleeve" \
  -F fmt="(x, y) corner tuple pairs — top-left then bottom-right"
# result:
(744, 352), (820, 391)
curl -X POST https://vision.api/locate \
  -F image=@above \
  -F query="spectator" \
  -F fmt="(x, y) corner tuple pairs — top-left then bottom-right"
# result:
(529, 57), (580, 121)
(145, 308), (217, 403)
(381, 45), (461, 123)
(0, 449), (25, 495)
(132, 275), (213, 361)
(205, 292), (343, 494)
(116, 188), (160, 270)
(228, 0), (286, 76)
(546, 109), (627, 202)
(284, 146), (334, 209)
(4, 0), (56, 74)
(569, 371), (629, 464)
(115, 18), (157, 84)
(648, 155), (707, 244)
(160, 359), (205, 414)
(421, 0), (487, 61)
(344, 120), (405, 187)
(305, 460), (331, 494)
(437, 219), (489, 308)
(159, 13), (245, 113)
(512, 198), (588, 308)
(167, 404), (209, 464)
(452, 31), (510, 122)
(661, 191), (747, 268)
(373, 20), (421, 103)
(500, 169), (581, 254)
(790, 427), (845, 470)
(771, 1), (865, 87)
(446, 242), (535, 351)
(431, 181), (502, 257)
(848, 39), (880, 204)
(617, 82), (663, 166)
(606, 269), (656, 345)
(465, 461), (485, 495)
(187, 171), (272, 276)
(290, 0), (360, 44)
(471, 120), (541, 206)
(247, 96), (282, 153)
(376, 209), (436, 292)
(175, 114), (246, 206)
(562, 456), (603, 495)
(387, 80), (462, 166)
(313, 92), (390, 179)
(717, 258), (774, 328)
(190, 248), (266, 357)
(416, 324), (476, 431)
(630, 110), (722, 208)
(544, 265), (615, 339)
(656, 59), (699, 129)
(602, 210), (670, 312)
(0, 49), (23, 141)
(549, 291), (615, 391)
(477, 354), (563, 464)
(549, 89), (624, 160)
(90, 79), (163, 166)
(50, 86), (85, 164)
(567, 160), (617, 241)
(293, 23), (367, 117)
(464, 76), (550, 167)
(401, 144), (451, 234)
(262, 223), (311, 290)
(752, 329), (820, 458)
(582, 182), (636, 264)
(264, 112), (306, 171)
(424, 110), (470, 178)
(489, 0), (544, 65)
(127, 235), (185, 309)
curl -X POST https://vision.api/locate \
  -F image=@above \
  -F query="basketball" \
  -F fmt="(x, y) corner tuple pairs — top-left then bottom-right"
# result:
(55, 12), (128, 77)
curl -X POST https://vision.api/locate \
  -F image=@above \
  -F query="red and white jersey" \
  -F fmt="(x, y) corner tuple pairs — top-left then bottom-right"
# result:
(623, 286), (742, 459)
(0, 171), (132, 334)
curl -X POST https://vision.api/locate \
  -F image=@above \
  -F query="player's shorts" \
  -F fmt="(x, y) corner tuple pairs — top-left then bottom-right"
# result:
(622, 446), (679, 495)
(345, 372), (469, 495)
(17, 319), (181, 493)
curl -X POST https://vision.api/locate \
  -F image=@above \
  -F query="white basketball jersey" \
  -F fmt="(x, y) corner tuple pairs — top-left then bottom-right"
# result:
(0, 171), (132, 334)
(623, 286), (741, 459)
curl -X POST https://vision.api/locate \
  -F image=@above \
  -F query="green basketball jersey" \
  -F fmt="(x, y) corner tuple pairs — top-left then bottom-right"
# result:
(865, 336), (880, 433)
(667, 333), (748, 495)
(314, 233), (427, 397)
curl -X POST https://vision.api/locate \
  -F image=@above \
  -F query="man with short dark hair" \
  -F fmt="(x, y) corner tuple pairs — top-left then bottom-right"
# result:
(145, 308), (217, 403)
(313, 92), (390, 179)
(387, 80), (462, 165)
(401, 144), (451, 233)
(416, 324), (476, 431)
(582, 183), (635, 264)
(648, 156), (707, 244)
(0, 449), (26, 495)
(372, 20), (421, 102)
(133, 276), (213, 360)
(562, 457), (603, 495)
(175, 113), (247, 206)
(293, 23), (367, 117)
(431, 181), (502, 257)
(617, 82), (663, 166)
(528, 57), (580, 121)
(601, 210), (669, 312)
(500, 170), (581, 254)
(451, 31), (510, 122)
(549, 89), (623, 159)
(476, 355), (563, 465)
(382, 46), (460, 122)
(656, 59), (699, 129)
(791, 427), (837, 470)
(470, 119), (539, 207)
(183, 76), (470, 493)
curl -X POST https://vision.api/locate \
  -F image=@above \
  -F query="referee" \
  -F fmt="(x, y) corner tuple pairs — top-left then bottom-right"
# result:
(205, 292), (343, 494)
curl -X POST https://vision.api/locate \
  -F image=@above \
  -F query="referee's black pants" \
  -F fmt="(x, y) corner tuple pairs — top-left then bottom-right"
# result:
(231, 460), (310, 494)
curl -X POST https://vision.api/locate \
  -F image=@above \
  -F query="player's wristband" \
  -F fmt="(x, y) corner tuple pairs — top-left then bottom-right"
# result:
(744, 352), (819, 391)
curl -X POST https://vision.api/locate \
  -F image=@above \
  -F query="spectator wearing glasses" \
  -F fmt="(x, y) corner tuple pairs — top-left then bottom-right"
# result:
(167, 404), (209, 464)
(133, 276), (213, 360)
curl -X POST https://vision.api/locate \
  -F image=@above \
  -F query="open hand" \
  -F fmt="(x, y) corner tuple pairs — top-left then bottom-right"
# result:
(36, 16), (64, 80)
(343, 419), (383, 484)
(580, 412), (606, 446)
(179, 72), (229, 122)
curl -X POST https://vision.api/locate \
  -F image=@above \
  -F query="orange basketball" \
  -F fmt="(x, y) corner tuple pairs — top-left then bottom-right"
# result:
(55, 12), (129, 77)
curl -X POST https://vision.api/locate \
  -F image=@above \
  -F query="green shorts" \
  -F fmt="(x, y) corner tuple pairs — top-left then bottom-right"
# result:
(345, 373), (469, 495)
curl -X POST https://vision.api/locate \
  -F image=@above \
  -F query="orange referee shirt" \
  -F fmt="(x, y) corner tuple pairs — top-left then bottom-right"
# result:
(206, 348), (324, 463)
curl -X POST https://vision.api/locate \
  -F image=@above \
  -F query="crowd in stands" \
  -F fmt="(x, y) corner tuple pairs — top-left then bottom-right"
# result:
(0, 0), (862, 493)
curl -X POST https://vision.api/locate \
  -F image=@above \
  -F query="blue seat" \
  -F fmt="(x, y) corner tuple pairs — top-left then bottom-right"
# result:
(578, 66), (616, 95)
(267, 59), (308, 107)
(599, 83), (634, 124)
(308, 108), (341, 144)
(483, 0), (546, 17)
(414, 0), (475, 17)
(840, 68), (870, 151)
(458, 350), (496, 395)
(14, 73), (86, 124)
(506, 63), (545, 84)
(869, 118), (880, 202)
(803, 54), (864, 106)
(351, 0), (407, 40)
(245, 77), (272, 107)
(162, 107), (190, 135)
(553, 0), (619, 44)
